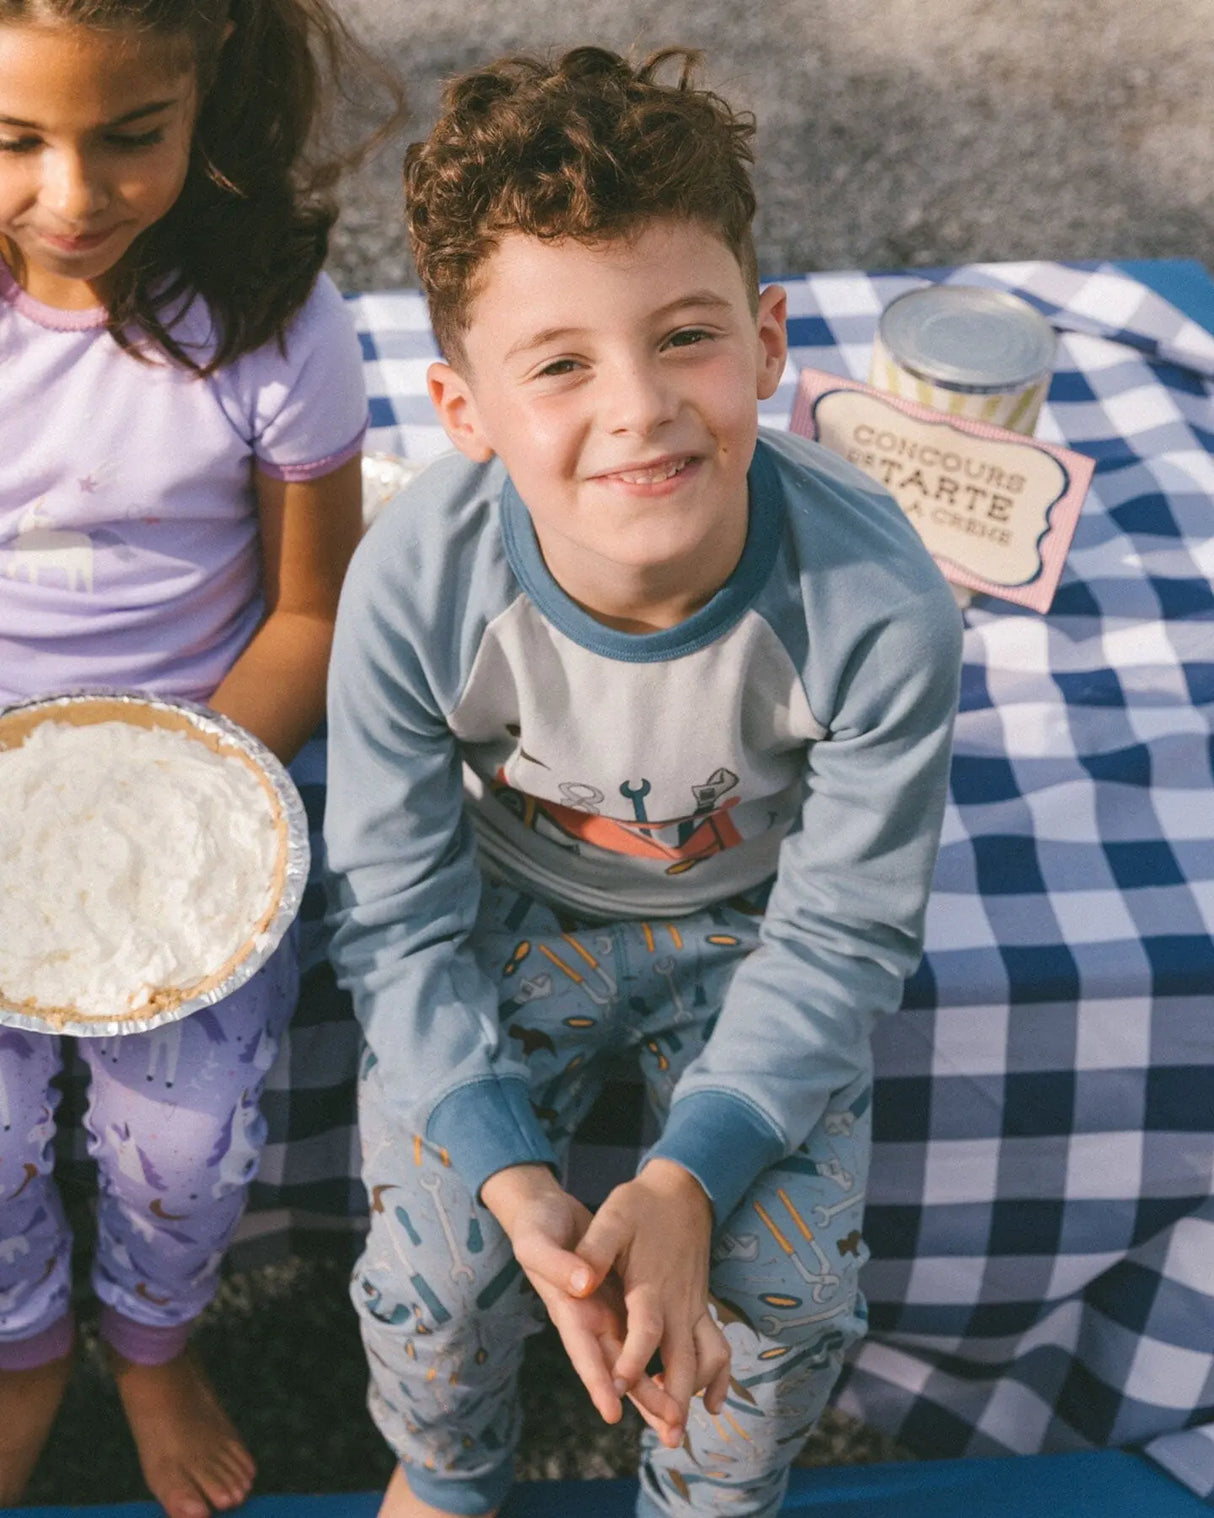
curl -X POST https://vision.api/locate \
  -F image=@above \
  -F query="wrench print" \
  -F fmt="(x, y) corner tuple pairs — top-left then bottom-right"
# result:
(536, 943), (611, 1006)
(713, 1229), (759, 1263)
(814, 1156), (854, 1192)
(812, 1191), (864, 1228)
(560, 934), (618, 1000)
(654, 955), (694, 1025)
(619, 777), (651, 821)
(500, 973), (553, 1019)
(384, 1212), (451, 1326)
(753, 1199), (839, 1301)
(420, 1171), (475, 1283)
(776, 1188), (841, 1299)
(757, 1298), (851, 1336)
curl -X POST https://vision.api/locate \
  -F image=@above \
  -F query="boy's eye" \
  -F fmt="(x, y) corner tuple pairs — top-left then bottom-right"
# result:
(536, 358), (579, 378)
(666, 328), (713, 349)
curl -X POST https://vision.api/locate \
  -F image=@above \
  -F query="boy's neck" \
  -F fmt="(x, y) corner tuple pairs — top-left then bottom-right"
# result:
(563, 576), (727, 635)
(533, 507), (749, 635)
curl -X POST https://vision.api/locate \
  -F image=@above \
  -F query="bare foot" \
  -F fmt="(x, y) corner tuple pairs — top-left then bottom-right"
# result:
(379, 1461), (498, 1518)
(110, 1345), (254, 1518)
(0, 1352), (73, 1503)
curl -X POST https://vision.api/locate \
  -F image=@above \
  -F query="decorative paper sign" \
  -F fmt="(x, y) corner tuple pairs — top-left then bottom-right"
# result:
(789, 369), (1094, 613)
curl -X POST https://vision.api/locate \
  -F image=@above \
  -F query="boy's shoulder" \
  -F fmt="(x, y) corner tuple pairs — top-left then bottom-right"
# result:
(756, 426), (958, 624)
(341, 449), (515, 652)
(355, 450), (506, 576)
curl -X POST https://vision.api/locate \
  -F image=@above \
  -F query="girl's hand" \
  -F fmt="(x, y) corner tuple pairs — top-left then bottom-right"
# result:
(573, 1158), (732, 1442)
(481, 1165), (683, 1442)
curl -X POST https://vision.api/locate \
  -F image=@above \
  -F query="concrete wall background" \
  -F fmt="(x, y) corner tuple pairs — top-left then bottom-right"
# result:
(328, 0), (1213, 293)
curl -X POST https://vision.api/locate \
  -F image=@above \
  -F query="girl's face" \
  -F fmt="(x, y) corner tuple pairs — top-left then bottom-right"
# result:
(0, 21), (197, 309)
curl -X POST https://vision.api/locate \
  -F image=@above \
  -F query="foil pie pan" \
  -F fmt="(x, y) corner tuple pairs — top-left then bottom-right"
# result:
(0, 689), (310, 1038)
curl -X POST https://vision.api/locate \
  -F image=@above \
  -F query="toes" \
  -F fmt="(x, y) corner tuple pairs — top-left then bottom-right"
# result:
(159, 1477), (212, 1518)
(198, 1443), (255, 1510)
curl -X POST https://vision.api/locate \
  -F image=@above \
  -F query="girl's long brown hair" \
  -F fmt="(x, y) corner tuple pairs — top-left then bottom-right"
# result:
(0, 0), (404, 372)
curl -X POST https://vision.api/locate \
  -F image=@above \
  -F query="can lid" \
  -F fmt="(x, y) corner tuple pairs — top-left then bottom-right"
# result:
(878, 285), (1056, 389)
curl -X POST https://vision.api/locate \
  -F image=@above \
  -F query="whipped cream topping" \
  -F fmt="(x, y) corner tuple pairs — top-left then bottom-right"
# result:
(0, 719), (280, 1019)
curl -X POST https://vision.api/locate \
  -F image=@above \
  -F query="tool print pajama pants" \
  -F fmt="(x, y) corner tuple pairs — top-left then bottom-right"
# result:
(353, 885), (872, 1518)
(0, 925), (298, 1370)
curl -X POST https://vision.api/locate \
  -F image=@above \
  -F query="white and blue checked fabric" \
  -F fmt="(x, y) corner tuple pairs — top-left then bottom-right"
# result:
(284, 260), (1214, 1499)
(60, 262), (1214, 1495)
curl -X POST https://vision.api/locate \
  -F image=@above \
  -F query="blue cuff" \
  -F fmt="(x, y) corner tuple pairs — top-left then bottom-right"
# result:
(642, 1090), (786, 1227)
(428, 1076), (557, 1201)
(404, 1456), (514, 1515)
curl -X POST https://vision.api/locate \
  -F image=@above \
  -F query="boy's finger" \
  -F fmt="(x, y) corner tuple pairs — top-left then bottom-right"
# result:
(702, 1356), (732, 1417)
(550, 1311), (623, 1425)
(574, 1211), (628, 1280)
(610, 1299), (663, 1391)
(695, 1314), (732, 1415)
(658, 1329), (698, 1432)
(627, 1376), (684, 1445)
(602, 1331), (681, 1435)
(515, 1234), (598, 1298)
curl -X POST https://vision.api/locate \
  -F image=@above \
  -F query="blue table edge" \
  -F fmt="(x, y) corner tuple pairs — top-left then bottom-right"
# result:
(13, 1448), (1210, 1516)
(1111, 257), (1214, 336)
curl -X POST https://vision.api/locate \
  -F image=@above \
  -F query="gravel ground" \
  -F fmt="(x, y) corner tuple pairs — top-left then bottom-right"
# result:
(19, 0), (1213, 1505)
(325, 0), (1214, 292)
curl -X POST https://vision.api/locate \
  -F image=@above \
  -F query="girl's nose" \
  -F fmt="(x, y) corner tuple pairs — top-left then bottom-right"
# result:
(41, 150), (109, 224)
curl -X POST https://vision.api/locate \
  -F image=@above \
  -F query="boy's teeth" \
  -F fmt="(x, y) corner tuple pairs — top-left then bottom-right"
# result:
(615, 459), (688, 484)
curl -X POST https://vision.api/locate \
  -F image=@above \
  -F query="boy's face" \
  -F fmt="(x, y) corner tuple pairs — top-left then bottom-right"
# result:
(428, 219), (787, 629)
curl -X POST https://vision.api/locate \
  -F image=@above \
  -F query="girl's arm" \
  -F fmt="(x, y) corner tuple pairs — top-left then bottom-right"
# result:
(208, 455), (363, 763)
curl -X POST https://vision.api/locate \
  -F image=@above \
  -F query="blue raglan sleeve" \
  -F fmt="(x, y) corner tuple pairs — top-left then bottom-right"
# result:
(646, 463), (964, 1224)
(323, 479), (557, 1198)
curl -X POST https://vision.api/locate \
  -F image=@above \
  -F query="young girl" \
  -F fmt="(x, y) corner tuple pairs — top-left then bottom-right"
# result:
(0, 1), (399, 1512)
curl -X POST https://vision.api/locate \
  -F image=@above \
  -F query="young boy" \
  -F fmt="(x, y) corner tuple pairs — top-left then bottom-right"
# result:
(325, 45), (963, 1518)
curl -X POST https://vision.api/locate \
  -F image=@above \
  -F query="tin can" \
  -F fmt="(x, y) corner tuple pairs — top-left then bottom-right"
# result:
(869, 285), (1057, 434)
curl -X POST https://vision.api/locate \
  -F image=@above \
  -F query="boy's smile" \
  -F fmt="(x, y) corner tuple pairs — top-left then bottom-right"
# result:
(429, 220), (788, 632)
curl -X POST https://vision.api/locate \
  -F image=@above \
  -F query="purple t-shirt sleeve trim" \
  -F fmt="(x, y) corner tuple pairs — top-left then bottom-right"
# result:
(254, 415), (368, 482)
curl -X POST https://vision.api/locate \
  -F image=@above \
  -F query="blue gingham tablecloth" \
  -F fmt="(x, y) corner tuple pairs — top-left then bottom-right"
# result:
(233, 261), (1214, 1500)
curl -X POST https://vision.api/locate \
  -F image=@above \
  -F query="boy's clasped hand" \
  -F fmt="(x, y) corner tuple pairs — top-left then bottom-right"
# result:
(482, 1157), (730, 1447)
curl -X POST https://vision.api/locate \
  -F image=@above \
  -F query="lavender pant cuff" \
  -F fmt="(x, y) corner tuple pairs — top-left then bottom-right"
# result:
(99, 1306), (193, 1366)
(0, 1312), (74, 1370)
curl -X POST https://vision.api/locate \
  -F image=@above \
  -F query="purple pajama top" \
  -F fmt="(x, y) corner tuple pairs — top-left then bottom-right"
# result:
(0, 262), (367, 705)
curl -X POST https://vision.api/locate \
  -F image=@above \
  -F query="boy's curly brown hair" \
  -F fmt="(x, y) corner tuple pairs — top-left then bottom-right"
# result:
(404, 45), (759, 364)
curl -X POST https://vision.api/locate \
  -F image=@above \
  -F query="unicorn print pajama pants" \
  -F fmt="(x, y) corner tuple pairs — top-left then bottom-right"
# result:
(353, 885), (872, 1518)
(0, 929), (297, 1370)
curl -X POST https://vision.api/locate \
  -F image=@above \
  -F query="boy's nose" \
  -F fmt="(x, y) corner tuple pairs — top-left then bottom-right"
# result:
(42, 151), (109, 224)
(605, 358), (678, 436)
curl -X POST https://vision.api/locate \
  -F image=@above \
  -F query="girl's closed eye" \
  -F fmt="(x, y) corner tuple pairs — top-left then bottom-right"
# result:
(106, 128), (166, 151)
(0, 135), (40, 154)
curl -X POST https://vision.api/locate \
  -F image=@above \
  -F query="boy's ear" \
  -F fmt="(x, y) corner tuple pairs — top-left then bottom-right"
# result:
(427, 362), (495, 464)
(755, 284), (789, 402)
